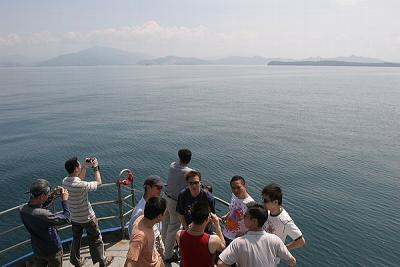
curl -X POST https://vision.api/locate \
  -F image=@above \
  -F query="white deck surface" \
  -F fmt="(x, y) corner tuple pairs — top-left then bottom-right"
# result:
(62, 239), (179, 267)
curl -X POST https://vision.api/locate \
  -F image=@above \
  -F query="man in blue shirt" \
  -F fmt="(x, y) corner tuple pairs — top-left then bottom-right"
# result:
(20, 179), (71, 267)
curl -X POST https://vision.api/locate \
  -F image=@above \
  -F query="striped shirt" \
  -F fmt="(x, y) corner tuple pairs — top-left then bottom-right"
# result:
(62, 176), (97, 223)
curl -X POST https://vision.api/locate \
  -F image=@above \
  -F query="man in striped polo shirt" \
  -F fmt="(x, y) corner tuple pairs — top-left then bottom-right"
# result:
(62, 157), (113, 267)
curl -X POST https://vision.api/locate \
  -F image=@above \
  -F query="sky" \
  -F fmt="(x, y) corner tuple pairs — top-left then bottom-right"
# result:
(0, 0), (399, 61)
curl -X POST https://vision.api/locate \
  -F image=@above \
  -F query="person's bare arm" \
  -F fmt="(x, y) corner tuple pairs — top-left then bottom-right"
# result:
(209, 213), (225, 253)
(286, 236), (305, 250)
(94, 167), (102, 185)
(92, 158), (102, 185)
(78, 163), (89, 180)
(288, 256), (297, 267)
(179, 215), (188, 229)
(176, 230), (183, 246)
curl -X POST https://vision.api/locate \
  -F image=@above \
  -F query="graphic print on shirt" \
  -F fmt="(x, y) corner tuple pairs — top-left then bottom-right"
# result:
(225, 208), (243, 232)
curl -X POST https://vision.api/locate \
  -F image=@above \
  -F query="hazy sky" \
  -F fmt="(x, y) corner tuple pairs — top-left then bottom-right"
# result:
(1, 0), (399, 61)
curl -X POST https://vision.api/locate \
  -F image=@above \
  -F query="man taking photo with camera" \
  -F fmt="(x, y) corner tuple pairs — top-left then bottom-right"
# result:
(62, 157), (113, 267)
(20, 179), (70, 267)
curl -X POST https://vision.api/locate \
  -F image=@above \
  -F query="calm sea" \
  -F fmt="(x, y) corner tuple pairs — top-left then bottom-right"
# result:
(0, 65), (399, 266)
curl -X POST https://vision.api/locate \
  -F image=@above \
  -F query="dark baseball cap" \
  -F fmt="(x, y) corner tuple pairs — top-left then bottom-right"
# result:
(143, 175), (165, 187)
(25, 179), (51, 196)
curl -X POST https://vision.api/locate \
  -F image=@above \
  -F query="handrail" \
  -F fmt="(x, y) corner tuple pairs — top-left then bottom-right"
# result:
(0, 204), (24, 216)
(214, 196), (230, 207)
(0, 175), (135, 259)
(0, 224), (25, 237)
(0, 239), (31, 256)
(92, 199), (118, 206)
(123, 209), (134, 217)
(98, 215), (119, 221)
(0, 198), (125, 238)
(98, 182), (116, 187)
(0, 171), (230, 262)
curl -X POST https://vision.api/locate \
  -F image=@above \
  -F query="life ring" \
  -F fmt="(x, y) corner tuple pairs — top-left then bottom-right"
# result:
(118, 169), (134, 185)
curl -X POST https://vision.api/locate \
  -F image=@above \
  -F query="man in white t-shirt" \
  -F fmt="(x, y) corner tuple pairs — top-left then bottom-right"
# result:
(218, 202), (296, 267)
(127, 175), (165, 257)
(221, 175), (254, 243)
(262, 183), (305, 250)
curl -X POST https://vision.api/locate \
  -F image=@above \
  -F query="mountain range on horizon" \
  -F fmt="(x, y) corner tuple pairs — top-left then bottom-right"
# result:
(0, 46), (397, 67)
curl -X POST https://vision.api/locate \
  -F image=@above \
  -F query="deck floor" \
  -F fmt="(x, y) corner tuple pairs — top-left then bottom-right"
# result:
(62, 240), (178, 267)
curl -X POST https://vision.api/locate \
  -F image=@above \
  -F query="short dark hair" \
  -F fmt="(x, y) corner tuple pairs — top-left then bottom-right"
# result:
(185, 170), (201, 181)
(65, 157), (79, 174)
(230, 175), (246, 185)
(246, 202), (268, 227)
(144, 197), (167, 220)
(29, 179), (51, 198)
(178, 149), (192, 164)
(262, 183), (283, 205)
(191, 201), (210, 225)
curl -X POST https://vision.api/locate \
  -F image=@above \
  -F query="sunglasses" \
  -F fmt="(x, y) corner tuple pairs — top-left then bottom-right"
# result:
(152, 185), (163, 190)
(189, 181), (200, 186)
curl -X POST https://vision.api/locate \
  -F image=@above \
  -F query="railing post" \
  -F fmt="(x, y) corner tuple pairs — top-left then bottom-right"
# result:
(117, 182), (125, 239)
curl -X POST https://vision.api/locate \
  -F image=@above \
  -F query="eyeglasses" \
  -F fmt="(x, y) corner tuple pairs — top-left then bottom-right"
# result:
(189, 181), (200, 186)
(152, 185), (163, 190)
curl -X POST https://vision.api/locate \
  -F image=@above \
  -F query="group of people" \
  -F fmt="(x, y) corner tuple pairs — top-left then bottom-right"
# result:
(20, 157), (114, 267)
(125, 149), (305, 267)
(20, 149), (305, 267)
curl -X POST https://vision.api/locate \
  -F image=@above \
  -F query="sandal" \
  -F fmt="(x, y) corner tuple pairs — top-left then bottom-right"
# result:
(74, 256), (87, 267)
(100, 256), (114, 267)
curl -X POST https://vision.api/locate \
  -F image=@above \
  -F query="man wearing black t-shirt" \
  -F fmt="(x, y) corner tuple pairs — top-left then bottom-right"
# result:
(176, 170), (215, 229)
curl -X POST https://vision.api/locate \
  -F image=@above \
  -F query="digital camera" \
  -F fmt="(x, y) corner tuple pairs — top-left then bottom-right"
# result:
(52, 186), (63, 195)
(85, 157), (95, 164)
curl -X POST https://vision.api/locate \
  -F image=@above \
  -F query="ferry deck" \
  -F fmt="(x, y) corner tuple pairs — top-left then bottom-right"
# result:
(0, 169), (228, 267)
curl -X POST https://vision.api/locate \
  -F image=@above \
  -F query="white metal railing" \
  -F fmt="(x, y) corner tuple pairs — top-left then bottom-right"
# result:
(0, 175), (229, 263)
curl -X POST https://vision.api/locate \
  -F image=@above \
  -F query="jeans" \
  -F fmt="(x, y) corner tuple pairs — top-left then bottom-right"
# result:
(70, 218), (106, 266)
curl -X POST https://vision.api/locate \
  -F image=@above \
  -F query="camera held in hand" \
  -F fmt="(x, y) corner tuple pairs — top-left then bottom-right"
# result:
(85, 157), (95, 164)
(51, 186), (63, 196)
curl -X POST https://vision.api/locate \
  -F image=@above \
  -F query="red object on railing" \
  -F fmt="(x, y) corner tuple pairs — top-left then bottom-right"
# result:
(117, 169), (134, 185)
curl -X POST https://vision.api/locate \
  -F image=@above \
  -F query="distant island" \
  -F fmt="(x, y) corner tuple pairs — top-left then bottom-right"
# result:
(1, 46), (400, 67)
(268, 60), (400, 67)
(39, 46), (151, 66)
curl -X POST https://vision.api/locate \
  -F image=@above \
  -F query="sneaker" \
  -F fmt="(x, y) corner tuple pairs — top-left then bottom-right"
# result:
(164, 252), (180, 263)
(99, 256), (114, 267)
(74, 256), (87, 267)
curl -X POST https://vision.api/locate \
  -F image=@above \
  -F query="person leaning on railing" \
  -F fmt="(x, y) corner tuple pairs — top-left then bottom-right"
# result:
(19, 179), (71, 267)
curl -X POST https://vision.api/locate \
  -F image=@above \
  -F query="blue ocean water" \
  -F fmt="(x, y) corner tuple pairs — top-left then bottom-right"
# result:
(0, 65), (399, 266)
